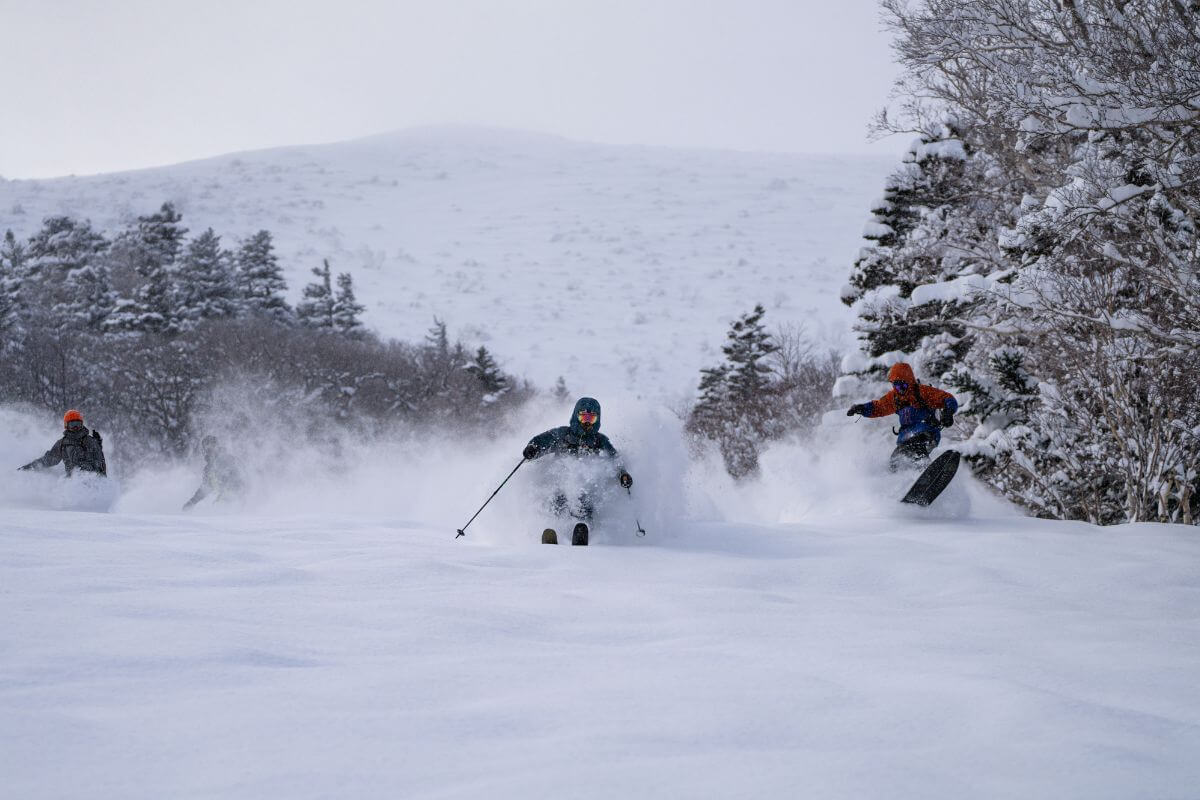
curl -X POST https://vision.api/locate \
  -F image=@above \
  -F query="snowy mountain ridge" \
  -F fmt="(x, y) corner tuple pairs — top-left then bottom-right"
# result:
(0, 126), (894, 401)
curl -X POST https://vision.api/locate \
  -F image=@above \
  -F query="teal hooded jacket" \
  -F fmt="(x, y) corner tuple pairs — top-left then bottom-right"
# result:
(525, 397), (625, 476)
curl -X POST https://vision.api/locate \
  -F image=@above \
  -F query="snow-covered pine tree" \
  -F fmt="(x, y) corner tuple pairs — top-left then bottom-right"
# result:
(466, 346), (508, 402)
(236, 230), (291, 322)
(468, 346), (507, 394)
(687, 304), (780, 479)
(0, 231), (23, 343)
(105, 202), (188, 334)
(297, 259), (336, 329)
(133, 202), (187, 268)
(552, 375), (570, 403)
(332, 272), (365, 338)
(176, 228), (237, 323)
(837, 122), (1017, 401)
(22, 215), (113, 331)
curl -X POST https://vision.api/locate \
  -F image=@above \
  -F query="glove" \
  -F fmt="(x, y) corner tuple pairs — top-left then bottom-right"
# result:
(92, 430), (102, 444)
(619, 472), (633, 489)
(846, 404), (866, 417)
(939, 409), (954, 428)
(522, 443), (538, 460)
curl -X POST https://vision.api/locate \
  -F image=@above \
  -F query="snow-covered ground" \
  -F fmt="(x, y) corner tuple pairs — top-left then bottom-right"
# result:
(3, 404), (1200, 799)
(0, 126), (893, 401)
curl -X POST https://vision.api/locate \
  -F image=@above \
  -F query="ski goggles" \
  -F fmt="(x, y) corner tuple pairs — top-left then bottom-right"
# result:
(66, 419), (84, 430)
(577, 410), (598, 425)
(892, 381), (910, 392)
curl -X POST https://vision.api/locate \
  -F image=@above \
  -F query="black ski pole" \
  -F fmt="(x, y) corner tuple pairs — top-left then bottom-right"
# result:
(456, 458), (527, 539)
(627, 487), (646, 537)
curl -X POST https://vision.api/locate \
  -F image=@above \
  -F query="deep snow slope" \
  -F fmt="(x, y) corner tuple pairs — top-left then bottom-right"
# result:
(2, 506), (1199, 800)
(4, 130), (1197, 799)
(0, 127), (893, 399)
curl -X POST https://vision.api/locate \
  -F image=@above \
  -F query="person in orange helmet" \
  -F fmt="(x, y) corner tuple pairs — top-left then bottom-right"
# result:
(19, 409), (107, 477)
(846, 362), (958, 470)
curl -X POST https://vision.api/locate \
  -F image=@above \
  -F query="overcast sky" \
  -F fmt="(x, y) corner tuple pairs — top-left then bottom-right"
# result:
(1, 0), (902, 179)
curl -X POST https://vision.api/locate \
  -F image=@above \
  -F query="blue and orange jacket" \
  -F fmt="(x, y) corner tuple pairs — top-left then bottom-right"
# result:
(862, 363), (958, 444)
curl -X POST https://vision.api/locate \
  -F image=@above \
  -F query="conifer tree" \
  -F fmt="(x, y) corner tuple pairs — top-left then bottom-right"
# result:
(687, 304), (780, 479)
(1, 230), (26, 280)
(552, 375), (570, 403)
(466, 346), (508, 398)
(0, 232), (22, 343)
(177, 228), (237, 323)
(106, 202), (189, 334)
(332, 272), (365, 337)
(23, 215), (111, 330)
(297, 259), (335, 329)
(236, 230), (291, 322)
(133, 202), (187, 272)
(425, 318), (450, 360)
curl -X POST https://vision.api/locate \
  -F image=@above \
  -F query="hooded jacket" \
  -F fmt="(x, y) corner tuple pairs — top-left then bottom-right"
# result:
(861, 363), (958, 444)
(526, 397), (623, 468)
(22, 426), (107, 476)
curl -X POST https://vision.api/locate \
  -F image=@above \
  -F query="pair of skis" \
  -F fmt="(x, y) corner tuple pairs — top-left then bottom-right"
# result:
(541, 523), (589, 546)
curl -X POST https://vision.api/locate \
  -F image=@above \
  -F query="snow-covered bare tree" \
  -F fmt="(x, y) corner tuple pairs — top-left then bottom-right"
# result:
(846, 0), (1200, 524)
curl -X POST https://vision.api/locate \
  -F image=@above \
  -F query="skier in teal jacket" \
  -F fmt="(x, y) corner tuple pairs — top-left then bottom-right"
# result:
(522, 397), (633, 520)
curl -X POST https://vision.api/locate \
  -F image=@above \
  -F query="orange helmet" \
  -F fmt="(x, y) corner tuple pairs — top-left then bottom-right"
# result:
(63, 409), (84, 427)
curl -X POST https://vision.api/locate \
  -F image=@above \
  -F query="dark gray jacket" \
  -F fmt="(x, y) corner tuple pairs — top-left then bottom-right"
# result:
(525, 397), (626, 476)
(22, 427), (107, 476)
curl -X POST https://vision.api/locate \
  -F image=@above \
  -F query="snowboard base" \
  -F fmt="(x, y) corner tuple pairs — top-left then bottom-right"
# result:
(901, 450), (961, 506)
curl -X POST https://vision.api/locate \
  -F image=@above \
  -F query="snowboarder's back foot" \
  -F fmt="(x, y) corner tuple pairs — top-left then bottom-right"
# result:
(542, 528), (558, 545)
(572, 522), (589, 546)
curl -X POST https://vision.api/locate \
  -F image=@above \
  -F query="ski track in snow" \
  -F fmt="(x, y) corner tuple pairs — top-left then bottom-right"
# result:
(2, 130), (1199, 797)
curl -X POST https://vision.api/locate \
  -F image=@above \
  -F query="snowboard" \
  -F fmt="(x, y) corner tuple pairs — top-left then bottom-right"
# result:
(541, 523), (589, 545)
(901, 450), (960, 506)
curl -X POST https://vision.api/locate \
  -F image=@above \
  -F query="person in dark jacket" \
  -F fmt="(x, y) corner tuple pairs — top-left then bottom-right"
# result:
(846, 362), (958, 471)
(523, 397), (633, 521)
(182, 435), (245, 510)
(19, 409), (107, 477)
